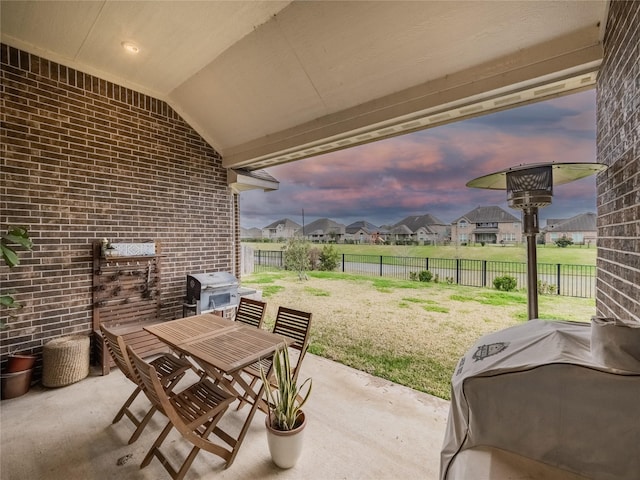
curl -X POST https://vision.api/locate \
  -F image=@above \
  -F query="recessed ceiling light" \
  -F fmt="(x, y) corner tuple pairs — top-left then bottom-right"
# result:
(121, 41), (140, 54)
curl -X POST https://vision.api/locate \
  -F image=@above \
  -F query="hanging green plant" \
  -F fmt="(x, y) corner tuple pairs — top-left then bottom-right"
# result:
(1, 226), (33, 327)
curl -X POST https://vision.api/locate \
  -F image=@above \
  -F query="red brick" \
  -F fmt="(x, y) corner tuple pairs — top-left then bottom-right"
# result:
(1, 45), (238, 366)
(596, 1), (640, 322)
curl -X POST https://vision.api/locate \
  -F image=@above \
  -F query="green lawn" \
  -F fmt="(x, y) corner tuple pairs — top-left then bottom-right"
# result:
(243, 242), (597, 265)
(242, 270), (596, 400)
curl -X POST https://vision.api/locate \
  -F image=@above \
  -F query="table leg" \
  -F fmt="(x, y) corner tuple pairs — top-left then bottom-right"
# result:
(224, 371), (268, 468)
(190, 360), (269, 468)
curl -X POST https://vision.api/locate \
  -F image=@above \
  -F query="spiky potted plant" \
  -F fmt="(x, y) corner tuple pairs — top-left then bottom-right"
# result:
(260, 346), (312, 468)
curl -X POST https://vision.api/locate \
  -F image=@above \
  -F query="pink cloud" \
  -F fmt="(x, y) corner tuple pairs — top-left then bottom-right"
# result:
(241, 91), (598, 227)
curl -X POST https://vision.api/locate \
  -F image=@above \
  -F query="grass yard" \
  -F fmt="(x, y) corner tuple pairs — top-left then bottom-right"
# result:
(242, 270), (596, 400)
(243, 242), (597, 266)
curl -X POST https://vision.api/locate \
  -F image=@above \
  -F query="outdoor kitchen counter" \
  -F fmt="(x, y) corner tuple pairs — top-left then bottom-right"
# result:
(440, 319), (640, 480)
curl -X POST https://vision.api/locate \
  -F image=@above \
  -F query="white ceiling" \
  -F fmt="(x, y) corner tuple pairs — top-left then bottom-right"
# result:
(1, 1), (609, 171)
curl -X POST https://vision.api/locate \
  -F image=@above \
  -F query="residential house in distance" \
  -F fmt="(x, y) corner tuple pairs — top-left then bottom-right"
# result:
(388, 224), (414, 244)
(391, 213), (449, 245)
(240, 227), (262, 240)
(299, 218), (346, 243)
(542, 212), (597, 245)
(262, 218), (301, 241)
(344, 220), (382, 243)
(451, 206), (522, 245)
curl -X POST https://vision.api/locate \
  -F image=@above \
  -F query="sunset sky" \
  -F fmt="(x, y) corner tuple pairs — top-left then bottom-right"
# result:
(239, 89), (598, 230)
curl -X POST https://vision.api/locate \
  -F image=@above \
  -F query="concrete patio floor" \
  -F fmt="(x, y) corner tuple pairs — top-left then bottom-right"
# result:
(1, 353), (451, 480)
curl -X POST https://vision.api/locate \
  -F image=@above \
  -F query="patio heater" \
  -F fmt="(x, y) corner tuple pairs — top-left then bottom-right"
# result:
(466, 162), (606, 320)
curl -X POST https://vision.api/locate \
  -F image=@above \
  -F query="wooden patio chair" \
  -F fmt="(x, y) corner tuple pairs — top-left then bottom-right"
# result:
(127, 345), (236, 479)
(234, 296), (267, 328)
(100, 324), (191, 444)
(236, 306), (312, 410)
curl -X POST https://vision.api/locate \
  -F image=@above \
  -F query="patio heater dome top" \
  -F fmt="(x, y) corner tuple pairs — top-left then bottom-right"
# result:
(466, 162), (607, 211)
(466, 162), (607, 190)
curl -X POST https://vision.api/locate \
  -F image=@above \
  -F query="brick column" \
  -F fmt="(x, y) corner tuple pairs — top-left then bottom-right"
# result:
(595, 1), (640, 322)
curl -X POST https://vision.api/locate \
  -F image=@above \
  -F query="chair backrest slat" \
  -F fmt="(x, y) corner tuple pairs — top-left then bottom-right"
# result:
(272, 307), (312, 383)
(101, 324), (135, 380)
(127, 345), (164, 408)
(235, 297), (266, 329)
(272, 306), (312, 351)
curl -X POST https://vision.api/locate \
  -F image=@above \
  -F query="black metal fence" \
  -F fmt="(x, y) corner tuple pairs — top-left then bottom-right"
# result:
(252, 250), (596, 298)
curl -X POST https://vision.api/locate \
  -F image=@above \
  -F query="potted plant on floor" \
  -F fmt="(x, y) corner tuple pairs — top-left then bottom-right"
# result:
(1, 226), (36, 399)
(260, 346), (312, 468)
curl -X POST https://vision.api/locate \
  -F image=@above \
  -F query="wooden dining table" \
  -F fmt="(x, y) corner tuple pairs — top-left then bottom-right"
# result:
(144, 313), (293, 468)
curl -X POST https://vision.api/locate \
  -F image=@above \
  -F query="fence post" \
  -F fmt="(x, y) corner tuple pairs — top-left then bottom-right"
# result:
(258, 249), (261, 265)
(380, 256), (383, 276)
(482, 260), (487, 287)
(456, 259), (460, 285)
(556, 264), (561, 295)
(342, 254), (345, 273)
(425, 257), (429, 271)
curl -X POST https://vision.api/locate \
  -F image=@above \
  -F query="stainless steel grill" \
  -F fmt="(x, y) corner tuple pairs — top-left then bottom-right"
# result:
(185, 272), (240, 315)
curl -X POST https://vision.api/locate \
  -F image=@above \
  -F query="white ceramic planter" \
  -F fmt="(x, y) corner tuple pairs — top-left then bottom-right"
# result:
(265, 411), (307, 469)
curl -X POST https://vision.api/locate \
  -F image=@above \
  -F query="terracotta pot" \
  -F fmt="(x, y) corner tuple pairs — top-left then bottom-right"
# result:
(1, 368), (33, 399)
(265, 411), (307, 469)
(6, 353), (37, 373)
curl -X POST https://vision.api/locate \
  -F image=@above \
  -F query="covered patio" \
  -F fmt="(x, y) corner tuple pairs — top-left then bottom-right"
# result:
(2, 354), (448, 479)
(2, 353), (591, 480)
(1, 1), (639, 479)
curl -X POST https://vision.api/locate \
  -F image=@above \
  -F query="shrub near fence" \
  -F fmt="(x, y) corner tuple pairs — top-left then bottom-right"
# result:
(252, 251), (596, 298)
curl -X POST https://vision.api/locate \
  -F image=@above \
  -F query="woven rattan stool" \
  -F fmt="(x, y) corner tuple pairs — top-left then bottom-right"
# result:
(42, 335), (90, 387)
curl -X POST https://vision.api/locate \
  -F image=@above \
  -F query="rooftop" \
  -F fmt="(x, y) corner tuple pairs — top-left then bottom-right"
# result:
(453, 205), (520, 224)
(543, 212), (597, 232)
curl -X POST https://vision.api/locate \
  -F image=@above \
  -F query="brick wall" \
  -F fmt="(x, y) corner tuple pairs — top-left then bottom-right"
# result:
(596, 1), (640, 322)
(0, 45), (237, 366)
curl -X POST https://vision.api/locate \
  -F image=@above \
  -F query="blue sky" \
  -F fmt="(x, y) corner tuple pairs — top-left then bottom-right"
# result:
(240, 90), (598, 229)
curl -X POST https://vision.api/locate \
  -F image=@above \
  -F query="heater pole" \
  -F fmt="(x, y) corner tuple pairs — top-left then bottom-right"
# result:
(525, 233), (539, 320)
(523, 207), (539, 320)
